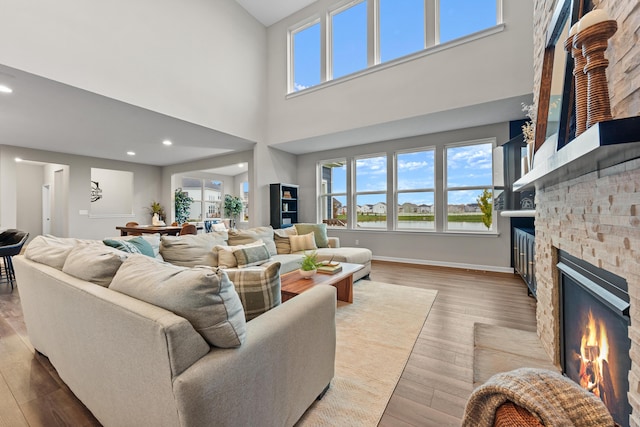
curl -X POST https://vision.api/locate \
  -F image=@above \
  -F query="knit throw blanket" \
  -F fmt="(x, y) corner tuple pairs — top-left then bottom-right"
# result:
(462, 368), (616, 427)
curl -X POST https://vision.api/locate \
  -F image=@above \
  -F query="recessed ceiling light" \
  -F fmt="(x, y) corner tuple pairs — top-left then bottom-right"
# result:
(127, 151), (136, 156)
(162, 139), (172, 146)
(0, 85), (13, 94)
(14, 157), (22, 162)
(238, 163), (244, 168)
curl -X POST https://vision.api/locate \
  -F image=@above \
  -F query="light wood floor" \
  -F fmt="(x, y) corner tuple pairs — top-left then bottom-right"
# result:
(0, 260), (537, 426)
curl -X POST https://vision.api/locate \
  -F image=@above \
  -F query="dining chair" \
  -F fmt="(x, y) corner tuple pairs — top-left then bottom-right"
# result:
(125, 221), (142, 235)
(180, 224), (197, 235)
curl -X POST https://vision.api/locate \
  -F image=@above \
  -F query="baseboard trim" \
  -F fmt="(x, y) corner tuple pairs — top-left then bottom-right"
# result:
(371, 255), (514, 274)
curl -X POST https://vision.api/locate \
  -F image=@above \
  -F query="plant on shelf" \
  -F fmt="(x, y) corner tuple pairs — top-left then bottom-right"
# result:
(477, 189), (493, 230)
(224, 194), (244, 228)
(174, 188), (194, 225)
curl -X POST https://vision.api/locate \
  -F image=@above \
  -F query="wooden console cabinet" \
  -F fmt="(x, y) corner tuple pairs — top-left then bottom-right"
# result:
(513, 227), (536, 297)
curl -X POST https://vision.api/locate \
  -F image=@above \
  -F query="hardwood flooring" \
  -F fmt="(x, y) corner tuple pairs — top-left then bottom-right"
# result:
(0, 260), (537, 426)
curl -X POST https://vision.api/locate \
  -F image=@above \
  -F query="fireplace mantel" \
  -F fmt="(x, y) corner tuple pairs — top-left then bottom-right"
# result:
(513, 117), (640, 191)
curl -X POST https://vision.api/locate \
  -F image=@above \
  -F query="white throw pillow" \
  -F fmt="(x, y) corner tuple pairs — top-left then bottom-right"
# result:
(110, 254), (246, 348)
(214, 240), (264, 268)
(289, 232), (318, 253)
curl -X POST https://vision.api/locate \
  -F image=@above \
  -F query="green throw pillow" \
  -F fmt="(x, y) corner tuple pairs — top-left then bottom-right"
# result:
(104, 237), (155, 258)
(294, 223), (329, 248)
(233, 244), (271, 268)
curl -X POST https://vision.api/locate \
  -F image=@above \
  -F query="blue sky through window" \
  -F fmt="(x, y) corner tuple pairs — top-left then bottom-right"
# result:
(380, 0), (424, 62)
(332, 2), (368, 79)
(293, 22), (320, 91)
(439, 0), (496, 43)
(292, 0), (496, 91)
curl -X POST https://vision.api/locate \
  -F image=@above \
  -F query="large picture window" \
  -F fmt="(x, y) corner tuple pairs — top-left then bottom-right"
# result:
(292, 21), (321, 92)
(181, 177), (223, 221)
(319, 160), (348, 227)
(355, 155), (387, 229)
(330, 1), (368, 79)
(396, 149), (435, 230)
(289, 0), (500, 93)
(318, 138), (495, 234)
(445, 141), (494, 231)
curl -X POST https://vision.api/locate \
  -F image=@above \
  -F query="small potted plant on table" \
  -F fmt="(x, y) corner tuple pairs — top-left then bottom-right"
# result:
(299, 251), (322, 279)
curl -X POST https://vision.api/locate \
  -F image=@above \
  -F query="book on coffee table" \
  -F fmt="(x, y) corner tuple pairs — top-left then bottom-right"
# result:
(317, 263), (342, 274)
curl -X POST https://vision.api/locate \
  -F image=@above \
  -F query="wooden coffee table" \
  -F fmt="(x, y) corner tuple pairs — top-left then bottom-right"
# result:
(280, 262), (363, 304)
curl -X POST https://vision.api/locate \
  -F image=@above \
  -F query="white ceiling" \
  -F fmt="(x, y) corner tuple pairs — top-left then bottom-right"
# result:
(0, 64), (255, 167)
(234, 0), (316, 26)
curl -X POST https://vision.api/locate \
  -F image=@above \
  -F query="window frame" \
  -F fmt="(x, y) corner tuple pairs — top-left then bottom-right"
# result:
(394, 147), (436, 231)
(318, 158), (349, 228)
(181, 176), (223, 222)
(443, 138), (496, 233)
(288, 0), (503, 95)
(354, 153), (388, 230)
(288, 16), (322, 93)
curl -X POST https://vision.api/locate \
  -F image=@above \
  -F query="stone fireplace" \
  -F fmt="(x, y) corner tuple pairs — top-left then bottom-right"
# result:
(535, 156), (640, 426)
(531, 0), (640, 425)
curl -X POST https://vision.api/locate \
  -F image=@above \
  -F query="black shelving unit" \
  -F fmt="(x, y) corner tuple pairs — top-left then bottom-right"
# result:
(270, 183), (299, 229)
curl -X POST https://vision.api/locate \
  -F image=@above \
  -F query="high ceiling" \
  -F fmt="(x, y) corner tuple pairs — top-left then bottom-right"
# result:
(234, 0), (316, 26)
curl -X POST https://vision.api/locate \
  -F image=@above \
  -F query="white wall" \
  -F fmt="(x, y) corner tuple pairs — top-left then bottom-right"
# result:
(297, 122), (513, 272)
(0, 0), (267, 143)
(0, 145), (162, 240)
(16, 163), (44, 240)
(265, 1), (534, 145)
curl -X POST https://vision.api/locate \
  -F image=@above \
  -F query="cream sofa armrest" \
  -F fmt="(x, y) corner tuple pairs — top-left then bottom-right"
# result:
(173, 285), (337, 426)
(328, 237), (340, 248)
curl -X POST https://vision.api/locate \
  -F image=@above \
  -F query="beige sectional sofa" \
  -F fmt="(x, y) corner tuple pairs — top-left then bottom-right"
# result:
(14, 233), (338, 427)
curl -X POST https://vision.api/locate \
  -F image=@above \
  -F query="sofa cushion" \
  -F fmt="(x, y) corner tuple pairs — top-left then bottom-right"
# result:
(273, 228), (297, 254)
(271, 254), (306, 274)
(110, 254), (246, 348)
(314, 247), (373, 265)
(214, 240), (264, 268)
(290, 232), (317, 253)
(160, 232), (228, 267)
(108, 234), (162, 259)
(25, 235), (89, 270)
(224, 262), (281, 321)
(103, 236), (155, 258)
(62, 243), (128, 287)
(227, 226), (277, 256)
(295, 223), (329, 248)
(234, 244), (271, 268)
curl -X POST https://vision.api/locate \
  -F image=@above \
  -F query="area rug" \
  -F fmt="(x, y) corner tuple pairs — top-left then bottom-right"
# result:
(296, 281), (437, 426)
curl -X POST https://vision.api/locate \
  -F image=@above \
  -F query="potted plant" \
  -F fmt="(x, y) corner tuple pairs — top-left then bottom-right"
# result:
(299, 251), (322, 279)
(174, 188), (194, 225)
(147, 201), (165, 221)
(224, 194), (244, 229)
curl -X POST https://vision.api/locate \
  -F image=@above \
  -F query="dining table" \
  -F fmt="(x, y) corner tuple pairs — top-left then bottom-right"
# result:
(116, 225), (183, 236)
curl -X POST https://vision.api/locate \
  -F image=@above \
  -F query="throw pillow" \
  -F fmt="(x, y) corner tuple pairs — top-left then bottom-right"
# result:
(214, 240), (264, 268)
(225, 262), (281, 321)
(289, 232), (318, 253)
(227, 226), (277, 256)
(273, 228), (297, 254)
(110, 254), (246, 348)
(233, 244), (271, 268)
(110, 234), (162, 259)
(62, 243), (128, 287)
(103, 236), (155, 258)
(295, 223), (329, 248)
(160, 232), (228, 267)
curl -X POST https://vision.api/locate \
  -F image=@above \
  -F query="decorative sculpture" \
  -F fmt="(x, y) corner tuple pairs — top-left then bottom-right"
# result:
(574, 9), (617, 129)
(565, 22), (588, 136)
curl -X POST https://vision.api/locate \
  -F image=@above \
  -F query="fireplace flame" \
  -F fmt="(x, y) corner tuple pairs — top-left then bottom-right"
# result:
(578, 309), (614, 404)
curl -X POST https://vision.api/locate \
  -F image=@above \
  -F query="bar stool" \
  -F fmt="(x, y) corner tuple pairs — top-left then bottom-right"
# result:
(0, 230), (29, 290)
